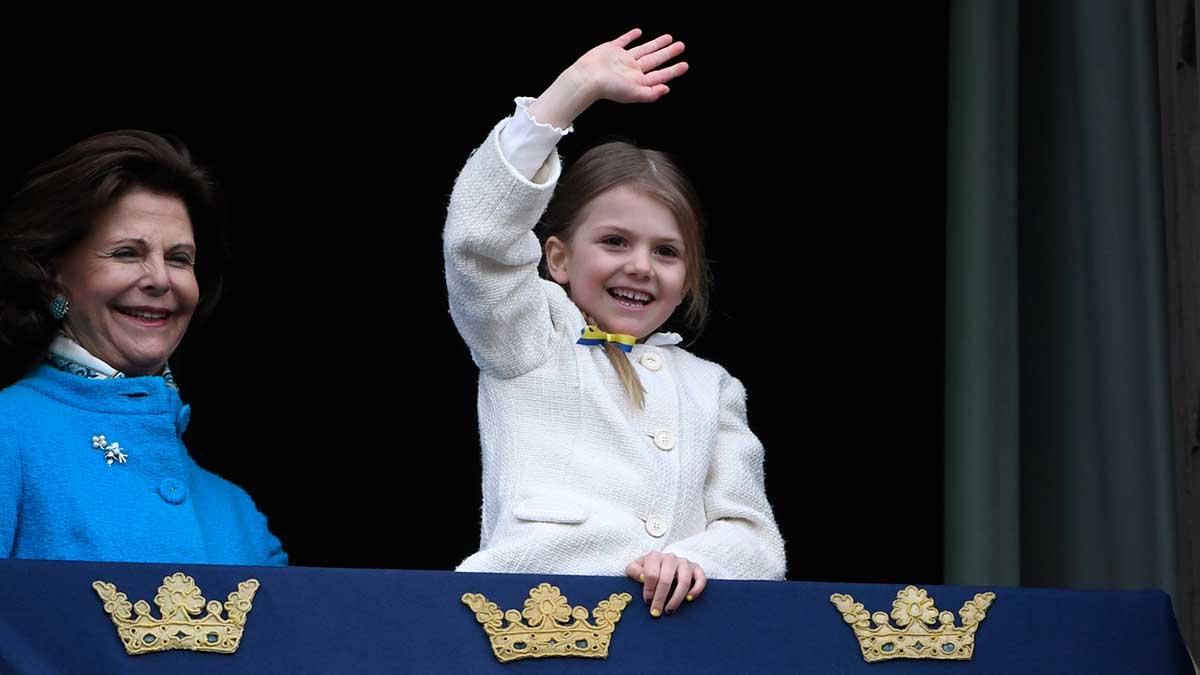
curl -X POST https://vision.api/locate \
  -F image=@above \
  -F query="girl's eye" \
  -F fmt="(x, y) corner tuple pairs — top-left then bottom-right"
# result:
(657, 247), (679, 257)
(602, 236), (626, 246)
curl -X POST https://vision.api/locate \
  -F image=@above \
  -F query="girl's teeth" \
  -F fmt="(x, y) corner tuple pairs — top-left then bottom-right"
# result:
(611, 289), (651, 302)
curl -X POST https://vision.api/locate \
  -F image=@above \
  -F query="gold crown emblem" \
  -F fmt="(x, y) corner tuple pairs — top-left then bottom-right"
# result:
(92, 572), (260, 655)
(830, 586), (996, 662)
(462, 583), (633, 662)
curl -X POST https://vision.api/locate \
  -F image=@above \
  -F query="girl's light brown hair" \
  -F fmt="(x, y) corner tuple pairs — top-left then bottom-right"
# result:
(538, 141), (710, 408)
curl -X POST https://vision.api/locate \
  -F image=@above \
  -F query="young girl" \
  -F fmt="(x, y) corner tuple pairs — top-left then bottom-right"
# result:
(445, 29), (786, 617)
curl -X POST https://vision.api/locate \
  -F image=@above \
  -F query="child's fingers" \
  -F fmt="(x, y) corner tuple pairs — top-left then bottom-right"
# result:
(612, 28), (643, 49)
(665, 560), (693, 614)
(643, 62), (690, 88)
(625, 556), (645, 582)
(631, 84), (671, 104)
(650, 554), (680, 617)
(688, 564), (708, 601)
(637, 40), (686, 73)
(629, 33), (675, 60)
(641, 551), (663, 604)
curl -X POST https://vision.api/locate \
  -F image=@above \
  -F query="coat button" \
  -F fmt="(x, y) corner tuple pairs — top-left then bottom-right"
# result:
(639, 352), (663, 371)
(645, 515), (669, 538)
(158, 478), (188, 505)
(652, 430), (676, 451)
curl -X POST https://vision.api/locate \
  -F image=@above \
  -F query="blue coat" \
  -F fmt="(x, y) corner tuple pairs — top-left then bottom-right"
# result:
(0, 364), (286, 565)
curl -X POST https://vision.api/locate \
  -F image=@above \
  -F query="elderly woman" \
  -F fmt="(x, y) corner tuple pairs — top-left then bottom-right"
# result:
(0, 130), (286, 565)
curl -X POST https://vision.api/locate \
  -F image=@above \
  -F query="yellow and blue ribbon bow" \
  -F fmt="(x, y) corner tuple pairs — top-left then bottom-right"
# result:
(577, 326), (637, 352)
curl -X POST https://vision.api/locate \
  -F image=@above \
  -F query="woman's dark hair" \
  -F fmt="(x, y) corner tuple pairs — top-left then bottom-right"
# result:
(0, 130), (229, 387)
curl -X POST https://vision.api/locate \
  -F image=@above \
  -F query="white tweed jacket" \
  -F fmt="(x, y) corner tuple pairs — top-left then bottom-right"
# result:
(444, 118), (786, 580)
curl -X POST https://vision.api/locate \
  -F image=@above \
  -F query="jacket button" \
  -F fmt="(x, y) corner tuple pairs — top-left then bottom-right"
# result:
(640, 352), (663, 371)
(158, 478), (188, 505)
(652, 430), (676, 451)
(645, 514), (669, 537)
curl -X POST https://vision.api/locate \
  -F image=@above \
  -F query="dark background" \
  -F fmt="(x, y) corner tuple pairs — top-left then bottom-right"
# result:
(1, 11), (949, 584)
